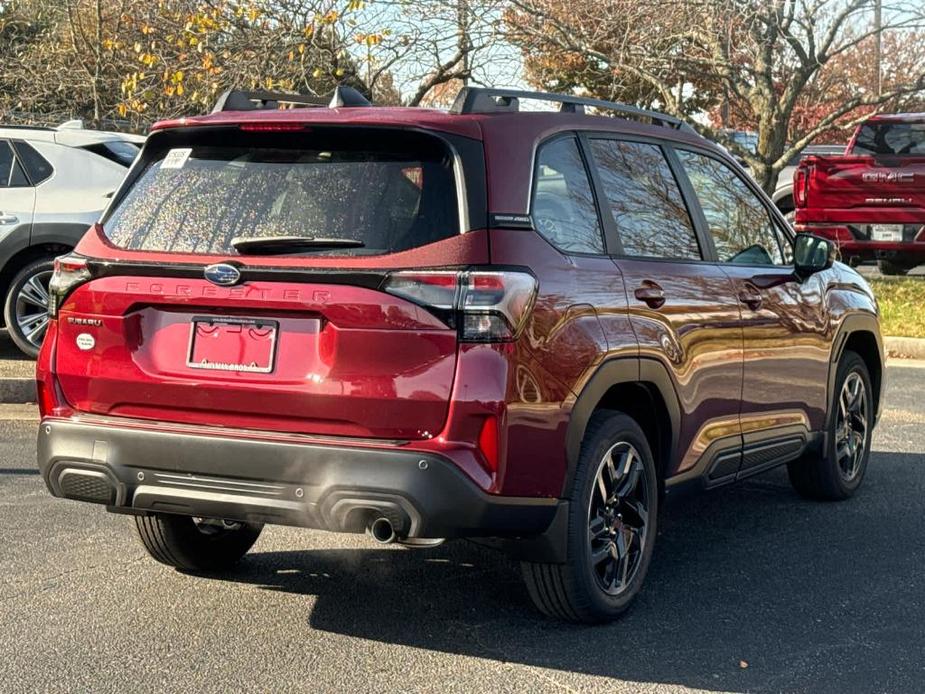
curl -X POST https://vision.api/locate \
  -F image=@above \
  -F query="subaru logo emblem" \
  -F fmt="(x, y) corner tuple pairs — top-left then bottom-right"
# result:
(204, 263), (241, 286)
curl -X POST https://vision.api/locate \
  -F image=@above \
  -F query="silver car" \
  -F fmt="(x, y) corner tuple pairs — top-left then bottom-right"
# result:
(0, 121), (144, 356)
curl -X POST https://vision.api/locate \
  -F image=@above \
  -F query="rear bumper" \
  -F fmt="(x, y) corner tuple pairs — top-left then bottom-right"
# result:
(37, 417), (559, 540)
(837, 241), (925, 262)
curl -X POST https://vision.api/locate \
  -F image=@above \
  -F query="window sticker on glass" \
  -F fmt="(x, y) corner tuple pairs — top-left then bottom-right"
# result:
(160, 148), (192, 170)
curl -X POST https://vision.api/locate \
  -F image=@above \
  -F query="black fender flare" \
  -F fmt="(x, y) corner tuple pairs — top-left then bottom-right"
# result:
(29, 221), (92, 249)
(561, 356), (682, 497)
(826, 312), (884, 429)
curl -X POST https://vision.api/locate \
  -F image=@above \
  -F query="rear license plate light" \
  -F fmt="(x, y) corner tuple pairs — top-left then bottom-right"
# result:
(187, 317), (278, 373)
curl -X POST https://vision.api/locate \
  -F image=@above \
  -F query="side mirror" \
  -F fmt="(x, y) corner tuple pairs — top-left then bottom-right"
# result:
(793, 234), (836, 278)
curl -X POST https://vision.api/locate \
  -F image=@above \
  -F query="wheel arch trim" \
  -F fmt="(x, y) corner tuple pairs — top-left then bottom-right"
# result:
(827, 313), (884, 428)
(562, 356), (681, 496)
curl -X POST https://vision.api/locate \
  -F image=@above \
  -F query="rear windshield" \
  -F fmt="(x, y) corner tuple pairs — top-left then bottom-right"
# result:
(82, 140), (140, 167)
(852, 122), (925, 156)
(103, 128), (459, 255)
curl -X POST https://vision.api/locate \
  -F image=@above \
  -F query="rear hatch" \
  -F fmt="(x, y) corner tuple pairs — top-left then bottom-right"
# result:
(52, 123), (487, 440)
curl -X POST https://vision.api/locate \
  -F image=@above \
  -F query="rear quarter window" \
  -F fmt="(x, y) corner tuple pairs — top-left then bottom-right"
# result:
(103, 128), (460, 256)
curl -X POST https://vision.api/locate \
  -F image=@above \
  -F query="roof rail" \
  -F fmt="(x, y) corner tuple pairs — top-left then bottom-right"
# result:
(211, 86), (372, 114)
(0, 124), (54, 131)
(450, 87), (692, 130)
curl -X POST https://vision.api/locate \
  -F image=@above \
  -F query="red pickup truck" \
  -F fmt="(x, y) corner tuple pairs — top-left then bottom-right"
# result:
(794, 113), (925, 275)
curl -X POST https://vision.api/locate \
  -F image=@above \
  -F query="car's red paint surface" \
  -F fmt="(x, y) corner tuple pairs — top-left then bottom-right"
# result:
(36, 100), (883, 509)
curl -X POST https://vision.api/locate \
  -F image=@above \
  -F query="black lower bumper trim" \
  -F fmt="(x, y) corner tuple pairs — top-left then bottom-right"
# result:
(37, 418), (559, 540)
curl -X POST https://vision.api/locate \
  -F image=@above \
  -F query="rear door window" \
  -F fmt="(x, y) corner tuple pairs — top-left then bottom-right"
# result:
(532, 137), (605, 254)
(103, 129), (460, 255)
(676, 149), (784, 266)
(0, 141), (13, 187)
(0, 140), (29, 188)
(12, 141), (53, 185)
(589, 139), (701, 260)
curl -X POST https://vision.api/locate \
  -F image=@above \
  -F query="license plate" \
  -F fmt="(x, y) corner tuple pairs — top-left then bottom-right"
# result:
(871, 224), (903, 242)
(187, 317), (278, 373)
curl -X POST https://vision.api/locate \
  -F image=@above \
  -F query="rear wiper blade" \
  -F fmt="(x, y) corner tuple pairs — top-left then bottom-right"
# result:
(230, 235), (365, 255)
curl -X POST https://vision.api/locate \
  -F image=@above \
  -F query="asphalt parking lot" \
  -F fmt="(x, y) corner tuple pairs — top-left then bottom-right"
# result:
(1, 361), (924, 693)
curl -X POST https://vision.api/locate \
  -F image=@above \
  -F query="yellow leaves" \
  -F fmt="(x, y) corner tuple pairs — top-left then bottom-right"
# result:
(298, 44), (305, 55)
(139, 53), (157, 68)
(321, 10), (339, 25)
(117, 103), (128, 117)
(312, 67), (322, 78)
(303, 24), (314, 38)
(133, 41), (141, 53)
(355, 33), (383, 47)
(347, 0), (365, 10)
(335, 67), (345, 77)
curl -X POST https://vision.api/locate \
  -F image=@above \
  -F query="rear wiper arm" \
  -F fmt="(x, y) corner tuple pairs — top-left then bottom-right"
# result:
(230, 235), (365, 255)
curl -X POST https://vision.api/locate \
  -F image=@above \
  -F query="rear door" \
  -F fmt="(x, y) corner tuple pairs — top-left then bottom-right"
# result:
(675, 147), (829, 475)
(54, 125), (484, 440)
(0, 139), (36, 239)
(584, 135), (745, 483)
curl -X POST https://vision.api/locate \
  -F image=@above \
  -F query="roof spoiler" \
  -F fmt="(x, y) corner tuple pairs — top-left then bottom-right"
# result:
(211, 86), (372, 113)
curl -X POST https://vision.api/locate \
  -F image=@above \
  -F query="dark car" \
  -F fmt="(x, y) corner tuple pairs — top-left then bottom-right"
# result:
(36, 87), (883, 623)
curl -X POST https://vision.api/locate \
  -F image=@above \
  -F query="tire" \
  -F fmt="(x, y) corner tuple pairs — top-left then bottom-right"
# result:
(787, 350), (873, 500)
(3, 257), (55, 358)
(521, 411), (659, 623)
(877, 259), (910, 276)
(134, 514), (263, 572)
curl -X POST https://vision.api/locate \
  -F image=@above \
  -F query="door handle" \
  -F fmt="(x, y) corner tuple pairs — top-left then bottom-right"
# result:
(0, 213), (18, 225)
(738, 288), (763, 311)
(634, 283), (666, 309)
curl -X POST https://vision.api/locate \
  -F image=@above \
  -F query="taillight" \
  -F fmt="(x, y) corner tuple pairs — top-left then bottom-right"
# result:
(383, 269), (538, 342)
(794, 164), (811, 207)
(239, 123), (309, 132)
(48, 254), (91, 317)
(477, 415), (500, 473)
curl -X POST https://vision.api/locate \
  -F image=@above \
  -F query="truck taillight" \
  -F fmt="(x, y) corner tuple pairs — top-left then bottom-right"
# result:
(48, 254), (91, 317)
(383, 269), (538, 342)
(794, 165), (810, 207)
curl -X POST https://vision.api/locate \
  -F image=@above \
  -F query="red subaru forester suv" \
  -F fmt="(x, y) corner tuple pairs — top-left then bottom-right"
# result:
(36, 87), (883, 622)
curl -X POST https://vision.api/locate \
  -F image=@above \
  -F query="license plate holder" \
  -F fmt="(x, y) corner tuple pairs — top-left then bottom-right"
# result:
(187, 316), (278, 373)
(871, 224), (904, 242)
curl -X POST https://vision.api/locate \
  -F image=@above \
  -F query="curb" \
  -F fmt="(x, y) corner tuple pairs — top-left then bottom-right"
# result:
(884, 336), (925, 360)
(0, 378), (35, 404)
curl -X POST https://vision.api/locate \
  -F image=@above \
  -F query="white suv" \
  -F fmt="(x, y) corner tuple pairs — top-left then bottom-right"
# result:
(0, 122), (144, 356)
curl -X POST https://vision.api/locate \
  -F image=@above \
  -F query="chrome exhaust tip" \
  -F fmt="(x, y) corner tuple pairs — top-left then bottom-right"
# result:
(368, 517), (397, 545)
